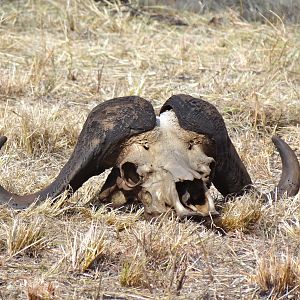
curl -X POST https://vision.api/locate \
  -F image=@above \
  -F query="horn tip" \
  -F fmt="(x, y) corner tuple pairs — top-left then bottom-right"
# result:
(0, 136), (7, 150)
(271, 135), (282, 145)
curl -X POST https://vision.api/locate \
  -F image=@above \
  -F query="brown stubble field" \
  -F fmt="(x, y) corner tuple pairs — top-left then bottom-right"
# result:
(0, 1), (300, 299)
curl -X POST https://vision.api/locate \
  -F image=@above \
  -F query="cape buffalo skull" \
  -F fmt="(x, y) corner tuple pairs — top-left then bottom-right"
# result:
(0, 95), (299, 220)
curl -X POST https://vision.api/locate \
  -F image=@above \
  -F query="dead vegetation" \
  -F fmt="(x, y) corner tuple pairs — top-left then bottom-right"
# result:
(0, 0), (299, 299)
(250, 250), (300, 298)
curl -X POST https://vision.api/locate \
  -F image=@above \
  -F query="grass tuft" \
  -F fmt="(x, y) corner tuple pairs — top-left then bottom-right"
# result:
(64, 222), (108, 273)
(250, 251), (300, 298)
(26, 280), (56, 300)
(4, 216), (48, 257)
(220, 197), (263, 232)
(119, 254), (149, 288)
(102, 207), (144, 231)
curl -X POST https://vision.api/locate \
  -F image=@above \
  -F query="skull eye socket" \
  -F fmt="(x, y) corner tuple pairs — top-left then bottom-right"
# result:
(121, 162), (141, 186)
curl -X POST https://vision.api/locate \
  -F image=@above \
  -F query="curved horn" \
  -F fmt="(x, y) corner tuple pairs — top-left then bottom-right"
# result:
(268, 136), (300, 198)
(0, 96), (156, 209)
(0, 136), (7, 150)
(160, 94), (300, 199)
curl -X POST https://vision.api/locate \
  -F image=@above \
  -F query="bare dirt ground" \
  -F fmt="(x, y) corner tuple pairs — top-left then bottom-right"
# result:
(0, 1), (299, 299)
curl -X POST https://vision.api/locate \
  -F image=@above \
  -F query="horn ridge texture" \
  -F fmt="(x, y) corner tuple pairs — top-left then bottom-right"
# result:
(0, 96), (156, 209)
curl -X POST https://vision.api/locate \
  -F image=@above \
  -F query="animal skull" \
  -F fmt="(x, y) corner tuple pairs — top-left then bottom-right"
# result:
(0, 94), (299, 219)
(107, 110), (218, 219)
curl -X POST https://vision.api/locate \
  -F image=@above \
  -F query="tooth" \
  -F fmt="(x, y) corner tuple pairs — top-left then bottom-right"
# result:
(181, 191), (190, 205)
(194, 184), (219, 216)
(205, 187), (219, 215)
(171, 187), (197, 218)
(186, 204), (198, 212)
(180, 192), (200, 213)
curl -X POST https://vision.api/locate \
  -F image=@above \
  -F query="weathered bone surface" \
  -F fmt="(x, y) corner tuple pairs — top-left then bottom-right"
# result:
(0, 94), (299, 220)
(100, 110), (218, 219)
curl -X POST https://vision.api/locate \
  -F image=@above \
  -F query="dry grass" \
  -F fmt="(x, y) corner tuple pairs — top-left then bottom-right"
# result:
(250, 250), (300, 298)
(62, 222), (108, 273)
(140, 0), (300, 23)
(0, 0), (299, 299)
(220, 197), (263, 233)
(4, 216), (49, 258)
(26, 280), (56, 300)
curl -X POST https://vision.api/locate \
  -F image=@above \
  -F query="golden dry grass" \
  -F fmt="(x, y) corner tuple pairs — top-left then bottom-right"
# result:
(0, 0), (299, 299)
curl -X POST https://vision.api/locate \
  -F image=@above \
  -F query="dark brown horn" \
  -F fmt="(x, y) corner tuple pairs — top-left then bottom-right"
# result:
(160, 94), (300, 199)
(267, 136), (300, 199)
(0, 136), (7, 150)
(0, 96), (156, 209)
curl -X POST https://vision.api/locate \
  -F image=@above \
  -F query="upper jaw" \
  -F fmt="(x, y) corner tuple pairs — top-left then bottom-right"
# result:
(136, 168), (218, 220)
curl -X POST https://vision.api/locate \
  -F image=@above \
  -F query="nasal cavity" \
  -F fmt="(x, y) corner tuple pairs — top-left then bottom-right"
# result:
(121, 162), (140, 186)
(176, 179), (206, 206)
